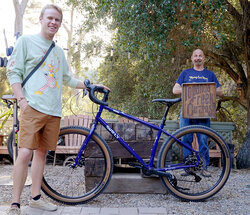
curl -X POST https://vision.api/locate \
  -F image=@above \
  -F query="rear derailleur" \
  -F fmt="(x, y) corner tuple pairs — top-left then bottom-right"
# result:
(183, 153), (206, 182)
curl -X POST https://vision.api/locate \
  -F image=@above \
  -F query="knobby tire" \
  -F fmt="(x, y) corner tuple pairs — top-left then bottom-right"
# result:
(158, 125), (231, 201)
(41, 126), (113, 204)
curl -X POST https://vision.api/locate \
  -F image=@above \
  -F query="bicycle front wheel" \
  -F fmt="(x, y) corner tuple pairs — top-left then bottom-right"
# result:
(158, 125), (231, 201)
(42, 126), (113, 204)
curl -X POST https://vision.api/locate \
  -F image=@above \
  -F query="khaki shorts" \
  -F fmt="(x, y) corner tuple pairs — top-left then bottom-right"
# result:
(19, 105), (61, 151)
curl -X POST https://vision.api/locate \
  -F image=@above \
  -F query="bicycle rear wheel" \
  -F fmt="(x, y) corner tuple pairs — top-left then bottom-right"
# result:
(158, 125), (231, 201)
(7, 129), (18, 160)
(42, 126), (113, 204)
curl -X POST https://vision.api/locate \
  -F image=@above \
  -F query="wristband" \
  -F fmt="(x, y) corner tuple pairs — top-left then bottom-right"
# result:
(17, 97), (25, 103)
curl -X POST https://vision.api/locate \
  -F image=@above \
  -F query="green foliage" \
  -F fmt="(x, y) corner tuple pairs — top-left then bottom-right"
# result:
(90, 0), (228, 55)
(217, 100), (247, 152)
(66, 0), (247, 135)
(98, 44), (180, 119)
(61, 87), (95, 117)
(0, 67), (12, 99)
(0, 67), (12, 120)
(213, 68), (247, 152)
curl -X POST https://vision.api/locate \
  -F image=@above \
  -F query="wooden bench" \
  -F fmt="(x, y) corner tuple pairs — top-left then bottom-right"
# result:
(192, 134), (222, 168)
(0, 134), (9, 155)
(55, 117), (235, 168)
(0, 118), (13, 155)
(164, 120), (235, 168)
(0, 146), (8, 155)
(100, 120), (235, 168)
(53, 115), (93, 165)
(0, 134), (4, 145)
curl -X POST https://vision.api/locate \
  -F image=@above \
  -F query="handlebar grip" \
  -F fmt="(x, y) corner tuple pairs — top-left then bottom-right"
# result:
(84, 79), (91, 88)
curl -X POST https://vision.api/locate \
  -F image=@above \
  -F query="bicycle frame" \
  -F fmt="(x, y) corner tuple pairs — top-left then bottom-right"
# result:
(42, 84), (231, 203)
(74, 104), (200, 172)
(1, 95), (19, 163)
(0, 108), (12, 130)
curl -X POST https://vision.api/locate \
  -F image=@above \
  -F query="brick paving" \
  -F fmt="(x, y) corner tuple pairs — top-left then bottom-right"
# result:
(0, 206), (169, 215)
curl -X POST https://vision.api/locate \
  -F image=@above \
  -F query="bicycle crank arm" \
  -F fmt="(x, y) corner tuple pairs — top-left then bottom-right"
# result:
(129, 162), (174, 180)
(143, 169), (173, 178)
(128, 162), (143, 169)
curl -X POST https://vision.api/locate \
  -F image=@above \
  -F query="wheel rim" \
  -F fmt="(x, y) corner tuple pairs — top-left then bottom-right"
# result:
(42, 127), (112, 204)
(159, 127), (231, 200)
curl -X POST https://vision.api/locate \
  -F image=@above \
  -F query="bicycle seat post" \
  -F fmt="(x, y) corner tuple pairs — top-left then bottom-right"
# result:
(152, 98), (181, 129)
(160, 105), (171, 129)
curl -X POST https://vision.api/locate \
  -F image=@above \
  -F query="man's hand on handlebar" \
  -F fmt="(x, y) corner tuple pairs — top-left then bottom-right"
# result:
(94, 84), (111, 92)
(83, 79), (110, 106)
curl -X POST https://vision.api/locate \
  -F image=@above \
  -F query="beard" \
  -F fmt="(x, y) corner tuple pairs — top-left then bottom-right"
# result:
(194, 60), (203, 66)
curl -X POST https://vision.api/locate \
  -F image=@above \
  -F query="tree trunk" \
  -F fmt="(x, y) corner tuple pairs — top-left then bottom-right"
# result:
(236, 63), (250, 169)
(225, 0), (250, 169)
(236, 129), (250, 169)
(13, 0), (29, 36)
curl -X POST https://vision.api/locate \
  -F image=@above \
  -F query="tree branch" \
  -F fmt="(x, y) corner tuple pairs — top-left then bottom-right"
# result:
(217, 96), (247, 110)
(12, 0), (21, 35)
(223, 0), (242, 24)
(228, 47), (248, 89)
(63, 23), (70, 34)
(205, 50), (238, 82)
(239, 0), (248, 10)
(20, 0), (29, 15)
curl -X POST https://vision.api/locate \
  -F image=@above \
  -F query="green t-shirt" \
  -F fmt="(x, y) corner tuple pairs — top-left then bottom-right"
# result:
(7, 34), (79, 117)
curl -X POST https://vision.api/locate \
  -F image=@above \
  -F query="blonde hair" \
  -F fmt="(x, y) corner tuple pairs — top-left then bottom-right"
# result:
(40, 4), (63, 21)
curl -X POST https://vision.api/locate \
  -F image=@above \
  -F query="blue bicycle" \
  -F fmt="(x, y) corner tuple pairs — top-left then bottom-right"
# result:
(42, 80), (231, 203)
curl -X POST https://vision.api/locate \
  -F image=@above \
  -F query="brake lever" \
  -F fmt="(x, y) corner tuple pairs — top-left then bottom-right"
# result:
(83, 89), (88, 97)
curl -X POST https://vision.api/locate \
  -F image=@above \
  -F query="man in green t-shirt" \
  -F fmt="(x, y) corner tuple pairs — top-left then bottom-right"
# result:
(6, 4), (107, 215)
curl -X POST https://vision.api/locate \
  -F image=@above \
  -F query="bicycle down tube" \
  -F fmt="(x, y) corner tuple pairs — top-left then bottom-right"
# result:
(1, 95), (19, 163)
(0, 108), (12, 129)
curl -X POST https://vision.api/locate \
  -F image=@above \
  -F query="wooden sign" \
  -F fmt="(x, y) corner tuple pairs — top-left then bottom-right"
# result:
(182, 83), (216, 118)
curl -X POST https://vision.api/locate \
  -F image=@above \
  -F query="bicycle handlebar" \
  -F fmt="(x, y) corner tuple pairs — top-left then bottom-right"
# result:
(2, 99), (13, 109)
(83, 79), (181, 108)
(84, 79), (109, 106)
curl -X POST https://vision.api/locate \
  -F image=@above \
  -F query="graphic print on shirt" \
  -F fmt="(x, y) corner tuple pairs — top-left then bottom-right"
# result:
(189, 75), (208, 82)
(35, 52), (60, 95)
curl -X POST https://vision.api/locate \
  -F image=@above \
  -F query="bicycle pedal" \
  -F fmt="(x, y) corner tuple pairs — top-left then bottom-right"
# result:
(153, 170), (173, 178)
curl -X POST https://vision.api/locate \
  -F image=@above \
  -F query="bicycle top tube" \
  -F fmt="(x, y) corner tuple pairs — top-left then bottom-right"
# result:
(2, 95), (17, 109)
(2, 94), (17, 101)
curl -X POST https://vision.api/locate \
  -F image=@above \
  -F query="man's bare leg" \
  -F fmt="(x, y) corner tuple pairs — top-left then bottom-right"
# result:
(29, 148), (57, 211)
(31, 148), (47, 198)
(12, 148), (33, 204)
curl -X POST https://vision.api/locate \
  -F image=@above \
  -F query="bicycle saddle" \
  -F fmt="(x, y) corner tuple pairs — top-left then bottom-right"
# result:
(152, 98), (181, 106)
